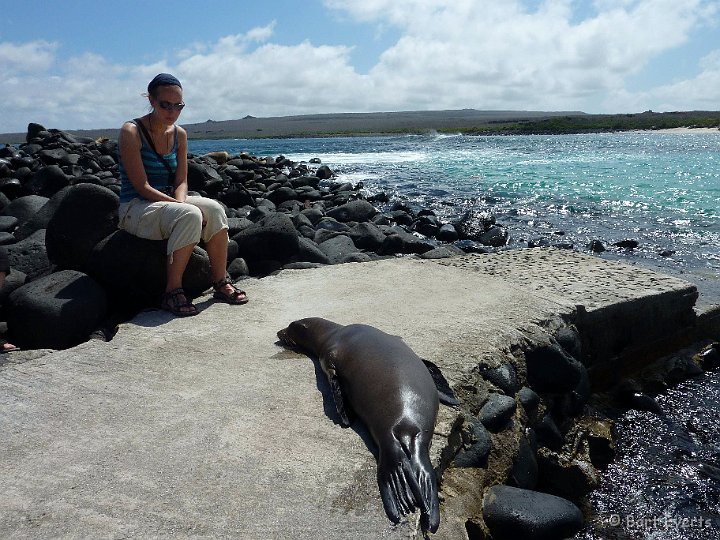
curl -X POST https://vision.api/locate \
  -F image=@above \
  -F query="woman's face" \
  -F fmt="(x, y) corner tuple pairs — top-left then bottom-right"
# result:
(150, 84), (184, 124)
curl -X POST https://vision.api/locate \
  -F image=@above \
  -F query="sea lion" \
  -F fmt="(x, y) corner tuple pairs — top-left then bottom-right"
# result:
(277, 317), (458, 533)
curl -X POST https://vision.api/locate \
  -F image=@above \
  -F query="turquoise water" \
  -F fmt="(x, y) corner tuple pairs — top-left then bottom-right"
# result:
(190, 133), (719, 289)
(190, 133), (720, 538)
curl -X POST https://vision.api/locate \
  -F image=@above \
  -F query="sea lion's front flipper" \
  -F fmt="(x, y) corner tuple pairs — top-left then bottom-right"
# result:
(422, 359), (460, 406)
(322, 350), (352, 426)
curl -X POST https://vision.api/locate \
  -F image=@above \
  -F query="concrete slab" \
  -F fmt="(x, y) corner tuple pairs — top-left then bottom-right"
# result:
(0, 249), (708, 539)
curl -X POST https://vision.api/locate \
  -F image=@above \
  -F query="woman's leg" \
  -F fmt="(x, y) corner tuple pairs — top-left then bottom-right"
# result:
(186, 196), (248, 304)
(204, 228), (229, 283)
(166, 243), (196, 292)
(204, 228), (247, 303)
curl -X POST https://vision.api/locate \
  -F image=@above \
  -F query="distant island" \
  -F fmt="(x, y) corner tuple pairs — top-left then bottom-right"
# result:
(1, 109), (719, 144)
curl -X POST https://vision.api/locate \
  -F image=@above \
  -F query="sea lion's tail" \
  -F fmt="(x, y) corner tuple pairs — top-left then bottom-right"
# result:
(377, 428), (440, 533)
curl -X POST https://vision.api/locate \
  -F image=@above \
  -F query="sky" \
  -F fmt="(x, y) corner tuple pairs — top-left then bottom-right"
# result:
(1, 0), (719, 133)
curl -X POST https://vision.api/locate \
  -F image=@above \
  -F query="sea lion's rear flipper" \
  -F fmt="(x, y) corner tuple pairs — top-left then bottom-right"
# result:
(377, 430), (440, 533)
(422, 359), (460, 406)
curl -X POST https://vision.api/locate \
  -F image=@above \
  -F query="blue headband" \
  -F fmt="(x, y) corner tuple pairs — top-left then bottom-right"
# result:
(147, 73), (182, 93)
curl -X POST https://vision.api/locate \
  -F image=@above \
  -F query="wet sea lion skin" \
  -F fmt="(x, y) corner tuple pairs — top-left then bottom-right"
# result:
(277, 317), (446, 532)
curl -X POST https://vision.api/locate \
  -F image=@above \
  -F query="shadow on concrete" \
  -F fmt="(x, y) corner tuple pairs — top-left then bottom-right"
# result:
(274, 338), (379, 460)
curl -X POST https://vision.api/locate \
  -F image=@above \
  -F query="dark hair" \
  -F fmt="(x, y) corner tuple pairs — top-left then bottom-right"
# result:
(147, 73), (182, 96)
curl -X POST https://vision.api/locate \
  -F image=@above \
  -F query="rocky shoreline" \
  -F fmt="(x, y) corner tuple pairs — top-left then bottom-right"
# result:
(0, 123), (519, 350)
(1, 123), (719, 539)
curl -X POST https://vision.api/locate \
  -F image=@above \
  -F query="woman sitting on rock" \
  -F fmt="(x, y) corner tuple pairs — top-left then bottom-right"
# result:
(117, 73), (248, 316)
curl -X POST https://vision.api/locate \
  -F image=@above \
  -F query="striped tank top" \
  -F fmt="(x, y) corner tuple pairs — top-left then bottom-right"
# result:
(118, 120), (178, 203)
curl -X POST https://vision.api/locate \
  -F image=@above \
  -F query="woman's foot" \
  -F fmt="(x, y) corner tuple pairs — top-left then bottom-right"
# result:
(161, 288), (199, 317)
(0, 338), (19, 353)
(212, 277), (249, 305)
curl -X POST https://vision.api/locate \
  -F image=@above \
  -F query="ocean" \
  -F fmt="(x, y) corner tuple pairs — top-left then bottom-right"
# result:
(189, 132), (720, 538)
(189, 132), (719, 306)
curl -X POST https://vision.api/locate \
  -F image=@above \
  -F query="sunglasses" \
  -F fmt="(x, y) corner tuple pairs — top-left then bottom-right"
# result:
(157, 100), (185, 111)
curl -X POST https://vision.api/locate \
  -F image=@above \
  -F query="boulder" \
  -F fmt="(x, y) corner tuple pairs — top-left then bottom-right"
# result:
(509, 435), (539, 490)
(1, 195), (50, 224)
(454, 418), (492, 468)
(300, 207), (324, 225)
(524, 343), (586, 394)
(227, 257), (250, 279)
(478, 225), (509, 247)
(232, 212), (300, 273)
(316, 165), (333, 179)
(0, 215), (18, 233)
(5, 229), (51, 280)
(340, 252), (372, 264)
(436, 223), (459, 242)
(86, 230), (211, 313)
(614, 239), (639, 249)
(419, 245), (464, 259)
(326, 200), (377, 223)
(315, 217), (351, 233)
(266, 186), (297, 205)
(6, 270), (107, 350)
(347, 222), (386, 251)
(14, 185), (72, 241)
(25, 164), (70, 198)
(536, 447), (600, 500)
(479, 363), (520, 396)
(532, 414), (564, 451)
(518, 387), (541, 413)
(26, 122), (47, 142)
(454, 209), (495, 241)
(318, 235), (360, 264)
(555, 326), (582, 360)
(379, 227), (435, 255)
(0, 267), (26, 311)
(291, 212), (314, 231)
(0, 178), (25, 200)
(313, 228), (343, 245)
(295, 237), (331, 265)
(0, 188), (17, 209)
(219, 185), (255, 209)
(413, 215), (439, 237)
(478, 394), (517, 431)
(45, 184), (119, 271)
(482, 485), (583, 540)
(0, 232), (15, 246)
(588, 240), (606, 253)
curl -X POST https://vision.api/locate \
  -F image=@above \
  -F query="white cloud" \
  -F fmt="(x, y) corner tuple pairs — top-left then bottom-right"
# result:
(326, 0), (715, 112)
(0, 1), (718, 133)
(612, 49), (720, 111)
(0, 40), (57, 73)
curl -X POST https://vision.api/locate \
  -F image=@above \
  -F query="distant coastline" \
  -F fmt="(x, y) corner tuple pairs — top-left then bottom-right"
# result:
(1, 109), (719, 145)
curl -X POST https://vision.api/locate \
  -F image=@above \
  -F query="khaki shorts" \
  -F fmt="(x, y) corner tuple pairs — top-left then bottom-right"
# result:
(118, 196), (228, 257)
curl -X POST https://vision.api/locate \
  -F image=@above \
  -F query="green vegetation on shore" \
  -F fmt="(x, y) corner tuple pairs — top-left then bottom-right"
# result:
(453, 111), (720, 135)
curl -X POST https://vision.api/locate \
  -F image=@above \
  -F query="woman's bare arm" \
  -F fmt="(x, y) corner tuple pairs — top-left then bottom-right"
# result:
(173, 126), (189, 202)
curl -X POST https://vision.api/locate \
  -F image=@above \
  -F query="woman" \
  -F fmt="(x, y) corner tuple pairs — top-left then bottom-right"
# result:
(117, 73), (248, 316)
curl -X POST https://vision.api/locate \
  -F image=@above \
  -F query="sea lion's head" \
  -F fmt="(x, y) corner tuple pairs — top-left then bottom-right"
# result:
(277, 317), (339, 353)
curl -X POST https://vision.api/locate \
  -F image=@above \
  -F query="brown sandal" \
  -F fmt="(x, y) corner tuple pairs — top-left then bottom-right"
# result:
(212, 276), (249, 305)
(161, 288), (199, 317)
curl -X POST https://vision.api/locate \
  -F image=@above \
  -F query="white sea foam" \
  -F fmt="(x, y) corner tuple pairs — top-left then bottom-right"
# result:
(286, 151), (428, 166)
